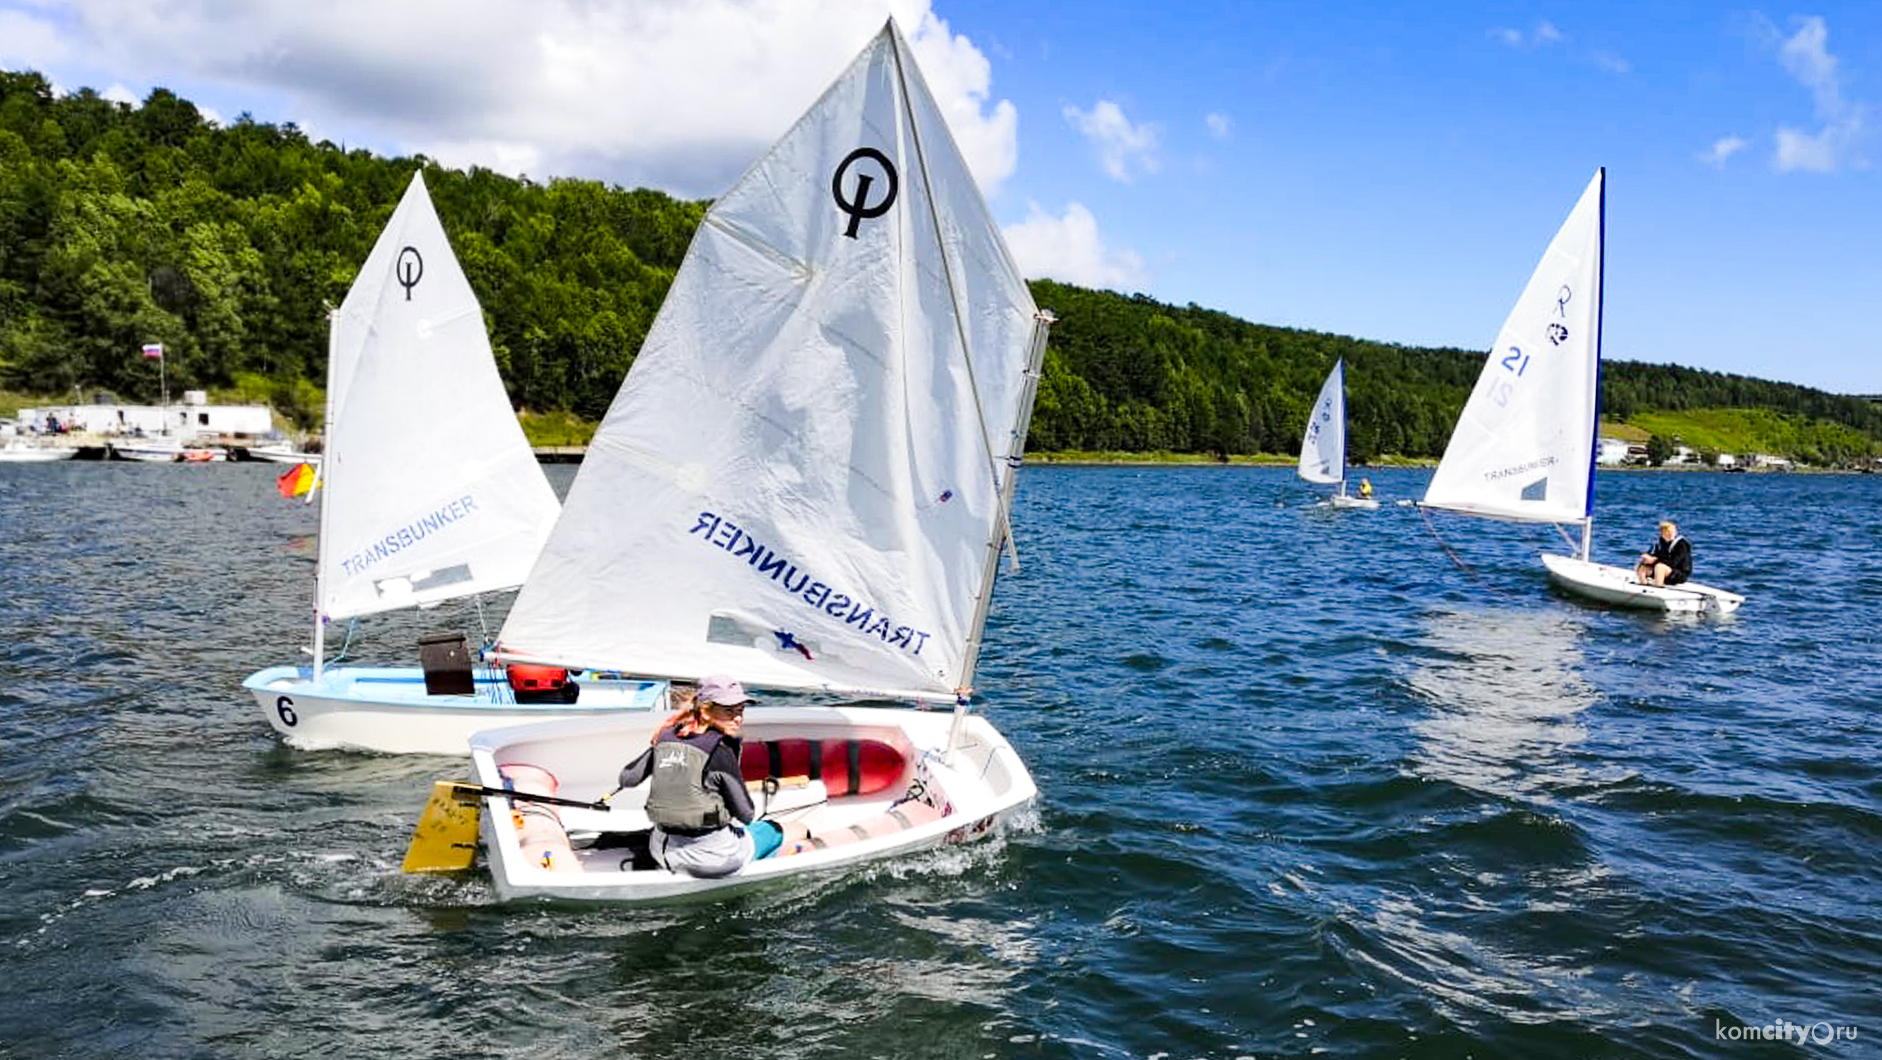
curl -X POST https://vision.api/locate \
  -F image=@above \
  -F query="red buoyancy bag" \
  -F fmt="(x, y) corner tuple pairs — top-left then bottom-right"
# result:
(507, 664), (570, 693)
(739, 738), (906, 797)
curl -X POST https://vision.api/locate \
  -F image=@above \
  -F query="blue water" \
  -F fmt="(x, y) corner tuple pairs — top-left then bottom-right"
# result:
(1, 461), (1878, 1059)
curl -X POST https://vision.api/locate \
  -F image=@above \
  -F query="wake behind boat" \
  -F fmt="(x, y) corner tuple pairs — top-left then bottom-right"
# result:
(1419, 169), (1743, 615)
(405, 19), (1053, 901)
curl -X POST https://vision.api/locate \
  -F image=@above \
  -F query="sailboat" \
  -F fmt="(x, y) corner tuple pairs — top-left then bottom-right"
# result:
(1420, 169), (1743, 614)
(1298, 358), (1376, 508)
(407, 19), (1052, 902)
(242, 173), (667, 753)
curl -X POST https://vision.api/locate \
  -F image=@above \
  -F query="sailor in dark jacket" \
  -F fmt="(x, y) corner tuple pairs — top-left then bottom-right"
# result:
(1634, 520), (1693, 586)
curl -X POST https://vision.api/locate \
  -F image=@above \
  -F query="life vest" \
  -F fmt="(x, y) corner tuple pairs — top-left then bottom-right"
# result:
(508, 664), (579, 703)
(643, 730), (731, 832)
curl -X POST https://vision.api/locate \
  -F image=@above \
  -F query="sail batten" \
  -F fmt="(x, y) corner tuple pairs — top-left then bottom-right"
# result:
(497, 20), (1043, 698)
(1422, 170), (1604, 525)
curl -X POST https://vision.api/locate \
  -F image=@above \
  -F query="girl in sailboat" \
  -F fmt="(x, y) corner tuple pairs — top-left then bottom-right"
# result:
(616, 676), (807, 877)
(1634, 521), (1693, 586)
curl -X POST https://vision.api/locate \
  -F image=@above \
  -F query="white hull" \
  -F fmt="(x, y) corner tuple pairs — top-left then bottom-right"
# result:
(1330, 494), (1379, 510)
(1541, 553), (1745, 614)
(243, 665), (668, 754)
(469, 705), (1036, 903)
(0, 444), (79, 462)
(111, 441), (184, 462)
(246, 446), (322, 465)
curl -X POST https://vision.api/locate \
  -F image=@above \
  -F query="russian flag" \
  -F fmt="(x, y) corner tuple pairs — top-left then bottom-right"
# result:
(141, 343), (164, 359)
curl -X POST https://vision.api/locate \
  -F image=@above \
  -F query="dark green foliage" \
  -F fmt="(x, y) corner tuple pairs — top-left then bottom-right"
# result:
(0, 69), (700, 423)
(1646, 434), (1675, 467)
(2, 69), (1876, 460)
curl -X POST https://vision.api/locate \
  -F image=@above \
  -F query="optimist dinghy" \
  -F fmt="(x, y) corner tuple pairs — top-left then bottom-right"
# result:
(1419, 169), (1743, 615)
(241, 173), (664, 753)
(403, 19), (1052, 900)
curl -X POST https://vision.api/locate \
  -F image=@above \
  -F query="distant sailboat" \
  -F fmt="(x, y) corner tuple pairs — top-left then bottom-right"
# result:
(1298, 359), (1376, 509)
(1420, 169), (1743, 614)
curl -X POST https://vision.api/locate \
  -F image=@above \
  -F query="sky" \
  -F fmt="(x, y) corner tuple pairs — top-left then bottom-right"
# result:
(1, 0), (1877, 395)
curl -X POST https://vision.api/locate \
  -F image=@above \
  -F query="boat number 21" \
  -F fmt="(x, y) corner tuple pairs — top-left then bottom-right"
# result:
(276, 696), (298, 727)
(1491, 346), (1529, 407)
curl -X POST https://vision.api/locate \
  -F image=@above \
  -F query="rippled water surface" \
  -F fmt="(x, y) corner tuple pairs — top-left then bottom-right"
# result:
(2, 462), (1878, 1059)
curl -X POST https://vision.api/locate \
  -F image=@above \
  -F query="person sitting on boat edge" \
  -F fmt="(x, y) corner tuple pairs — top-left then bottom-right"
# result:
(616, 675), (806, 877)
(1634, 520), (1692, 587)
(1358, 478), (1373, 499)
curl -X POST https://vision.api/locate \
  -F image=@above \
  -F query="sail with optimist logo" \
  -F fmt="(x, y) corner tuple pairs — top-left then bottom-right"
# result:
(495, 20), (1053, 701)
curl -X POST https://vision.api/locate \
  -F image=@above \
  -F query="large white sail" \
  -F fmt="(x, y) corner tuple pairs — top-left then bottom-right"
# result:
(1298, 359), (1346, 485)
(317, 172), (560, 623)
(498, 20), (1048, 700)
(1422, 169), (1604, 524)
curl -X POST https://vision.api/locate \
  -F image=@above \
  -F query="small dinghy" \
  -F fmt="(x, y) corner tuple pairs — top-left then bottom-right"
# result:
(1420, 169), (1744, 613)
(1299, 358), (1378, 509)
(402, 18), (1052, 901)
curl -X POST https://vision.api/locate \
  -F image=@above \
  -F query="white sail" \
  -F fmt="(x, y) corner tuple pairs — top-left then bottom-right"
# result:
(1422, 169), (1604, 524)
(498, 20), (1048, 700)
(1298, 359), (1345, 485)
(317, 172), (560, 623)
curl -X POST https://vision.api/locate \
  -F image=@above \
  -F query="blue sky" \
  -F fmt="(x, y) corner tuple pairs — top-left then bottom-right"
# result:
(2, 0), (1876, 394)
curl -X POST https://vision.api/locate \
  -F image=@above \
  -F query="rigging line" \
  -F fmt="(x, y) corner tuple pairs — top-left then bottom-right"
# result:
(888, 28), (1020, 571)
(1417, 504), (1481, 582)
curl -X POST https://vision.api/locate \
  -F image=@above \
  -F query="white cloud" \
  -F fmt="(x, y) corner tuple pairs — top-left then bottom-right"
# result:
(1703, 135), (1748, 167)
(1062, 99), (1159, 183)
(1489, 21), (1565, 49)
(1591, 51), (1630, 75)
(1002, 201), (1146, 290)
(9, 0), (1021, 199)
(100, 82), (135, 105)
(1769, 16), (1866, 173)
(1205, 112), (1233, 141)
(0, 8), (71, 66)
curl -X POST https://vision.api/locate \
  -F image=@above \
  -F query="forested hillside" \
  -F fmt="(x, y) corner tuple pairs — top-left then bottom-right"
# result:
(4, 70), (1876, 462)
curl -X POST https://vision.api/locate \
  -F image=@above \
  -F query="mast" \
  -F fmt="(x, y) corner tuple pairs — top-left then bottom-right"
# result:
(311, 308), (340, 680)
(1581, 167), (1607, 562)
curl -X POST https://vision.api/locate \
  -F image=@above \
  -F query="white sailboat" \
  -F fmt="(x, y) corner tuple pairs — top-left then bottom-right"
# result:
(243, 173), (665, 753)
(429, 19), (1052, 902)
(1420, 169), (1743, 614)
(1298, 358), (1376, 509)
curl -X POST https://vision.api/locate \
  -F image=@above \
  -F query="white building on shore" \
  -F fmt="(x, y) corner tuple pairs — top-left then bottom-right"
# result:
(16, 391), (274, 440)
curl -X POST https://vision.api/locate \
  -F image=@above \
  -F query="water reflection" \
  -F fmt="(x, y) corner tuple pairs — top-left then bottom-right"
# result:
(1403, 606), (1600, 801)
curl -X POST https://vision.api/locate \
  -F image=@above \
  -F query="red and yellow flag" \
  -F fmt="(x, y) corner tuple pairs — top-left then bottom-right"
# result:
(275, 463), (318, 498)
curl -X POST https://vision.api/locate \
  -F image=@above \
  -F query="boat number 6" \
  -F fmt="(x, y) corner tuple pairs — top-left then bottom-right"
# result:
(276, 696), (298, 727)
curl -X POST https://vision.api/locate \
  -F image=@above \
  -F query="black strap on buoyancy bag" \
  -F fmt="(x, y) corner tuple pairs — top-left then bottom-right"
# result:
(767, 741), (783, 780)
(806, 740), (823, 782)
(846, 740), (863, 796)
